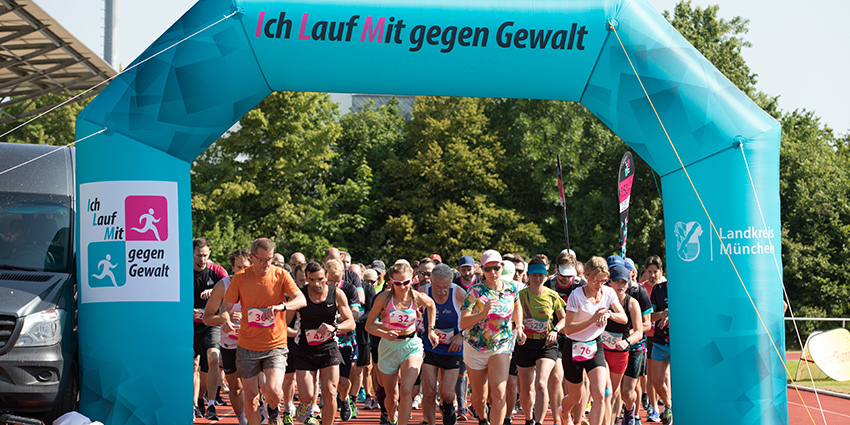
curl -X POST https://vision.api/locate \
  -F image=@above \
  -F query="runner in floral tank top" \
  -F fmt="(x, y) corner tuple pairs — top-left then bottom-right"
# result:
(462, 280), (519, 352)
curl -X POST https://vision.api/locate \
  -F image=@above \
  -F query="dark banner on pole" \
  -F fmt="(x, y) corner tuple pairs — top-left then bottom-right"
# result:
(618, 151), (634, 258)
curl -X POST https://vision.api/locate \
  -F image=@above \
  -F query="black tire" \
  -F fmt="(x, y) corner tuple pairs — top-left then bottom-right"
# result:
(43, 361), (78, 424)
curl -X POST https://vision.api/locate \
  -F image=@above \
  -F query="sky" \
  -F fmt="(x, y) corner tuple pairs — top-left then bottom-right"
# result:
(33, 0), (849, 134)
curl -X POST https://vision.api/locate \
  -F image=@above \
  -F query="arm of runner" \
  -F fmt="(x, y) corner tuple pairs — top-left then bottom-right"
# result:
(565, 307), (608, 334)
(513, 296), (526, 345)
(220, 300), (236, 333)
(459, 289), (495, 330)
(365, 292), (397, 340)
(418, 291), (440, 348)
(617, 298), (644, 350)
(202, 281), (226, 326)
(609, 295), (628, 325)
(335, 290), (356, 334)
(548, 307), (566, 345)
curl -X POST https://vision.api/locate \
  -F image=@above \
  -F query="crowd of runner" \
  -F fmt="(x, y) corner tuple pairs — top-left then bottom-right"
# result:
(192, 237), (673, 425)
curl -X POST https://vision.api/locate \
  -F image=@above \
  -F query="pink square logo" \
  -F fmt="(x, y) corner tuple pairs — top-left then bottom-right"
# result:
(125, 196), (168, 241)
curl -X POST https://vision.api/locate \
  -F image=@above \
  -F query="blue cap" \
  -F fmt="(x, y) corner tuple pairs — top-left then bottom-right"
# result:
(606, 255), (625, 268)
(609, 265), (630, 282)
(458, 255), (474, 268)
(624, 257), (636, 271)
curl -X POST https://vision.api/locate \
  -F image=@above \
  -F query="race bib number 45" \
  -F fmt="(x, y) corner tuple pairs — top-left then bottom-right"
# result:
(247, 308), (275, 328)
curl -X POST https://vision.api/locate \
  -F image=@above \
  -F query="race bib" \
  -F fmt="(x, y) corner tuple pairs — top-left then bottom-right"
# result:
(389, 309), (415, 328)
(305, 328), (333, 346)
(415, 316), (425, 333)
(193, 308), (205, 323)
(523, 317), (549, 334)
(487, 296), (513, 320)
(434, 328), (455, 345)
(600, 331), (622, 350)
(572, 340), (598, 361)
(247, 308), (275, 328)
(222, 325), (240, 349)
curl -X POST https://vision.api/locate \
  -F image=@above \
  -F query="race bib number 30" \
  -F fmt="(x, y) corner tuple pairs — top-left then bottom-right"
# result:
(247, 308), (275, 328)
(572, 340), (598, 361)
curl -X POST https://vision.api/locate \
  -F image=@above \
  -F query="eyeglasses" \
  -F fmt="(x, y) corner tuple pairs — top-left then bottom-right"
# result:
(419, 271), (431, 277)
(253, 255), (273, 264)
(482, 265), (502, 273)
(391, 279), (411, 286)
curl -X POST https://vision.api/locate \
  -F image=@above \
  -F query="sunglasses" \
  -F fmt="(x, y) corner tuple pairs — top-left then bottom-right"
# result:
(364, 280), (376, 285)
(482, 265), (502, 273)
(391, 279), (411, 286)
(419, 271), (431, 276)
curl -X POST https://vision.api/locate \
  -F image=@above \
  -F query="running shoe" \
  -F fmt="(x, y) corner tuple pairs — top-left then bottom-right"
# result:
(194, 405), (204, 419)
(441, 401), (457, 425)
(350, 396), (359, 418)
(215, 394), (227, 406)
(204, 404), (220, 421)
(312, 405), (322, 419)
(504, 418), (512, 425)
(457, 407), (469, 421)
(357, 388), (367, 403)
(295, 403), (312, 423)
(364, 396), (374, 410)
(380, 412), (390, 425)
(304, 417), (319, 425)
(412, 393), (423, 410)
(283, 412), (294, 425)
(646, 407), (660, 423)
(621, 409), (634, 425)
(267, 404), (281, 425)
(340, 395), (352, 421)
(660, 407), (672, 425)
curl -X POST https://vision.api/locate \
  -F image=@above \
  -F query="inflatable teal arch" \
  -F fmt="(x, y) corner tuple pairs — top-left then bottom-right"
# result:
(74, 0), (785, 423)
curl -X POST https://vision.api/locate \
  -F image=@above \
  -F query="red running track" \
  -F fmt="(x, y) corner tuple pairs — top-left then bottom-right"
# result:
(194, 388), (850, 425)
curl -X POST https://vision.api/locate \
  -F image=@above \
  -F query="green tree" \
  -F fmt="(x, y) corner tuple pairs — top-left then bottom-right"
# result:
(378, 96), (544, 262)
(779, 110), (850, 325)
(330, 98), (406, 261)
(0, 93), (92, 146)
(191, 91), (342, 263)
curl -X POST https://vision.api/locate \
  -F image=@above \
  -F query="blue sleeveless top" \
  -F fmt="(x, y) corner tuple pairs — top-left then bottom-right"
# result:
(422, 283), (462, 355)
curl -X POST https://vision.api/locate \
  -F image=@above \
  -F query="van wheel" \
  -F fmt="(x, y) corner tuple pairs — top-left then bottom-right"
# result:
(44, 361), (79, 423)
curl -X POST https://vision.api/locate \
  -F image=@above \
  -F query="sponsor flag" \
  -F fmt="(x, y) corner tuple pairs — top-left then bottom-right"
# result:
(618, 151), (634, 258)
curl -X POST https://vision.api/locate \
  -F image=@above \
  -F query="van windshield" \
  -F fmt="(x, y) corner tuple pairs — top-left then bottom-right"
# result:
(0, 193), (72, 272)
